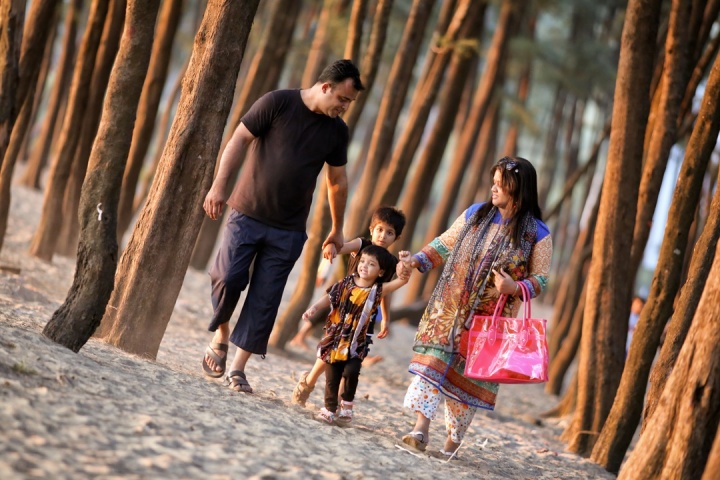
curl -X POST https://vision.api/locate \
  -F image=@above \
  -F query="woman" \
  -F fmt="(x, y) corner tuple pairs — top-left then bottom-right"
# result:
(397, 156), (552, 456)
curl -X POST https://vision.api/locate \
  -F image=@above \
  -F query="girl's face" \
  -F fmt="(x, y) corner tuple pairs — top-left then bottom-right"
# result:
(357, 253), (384, 282)
(491, 169), (514, 210)
(369, 221), (397, 248)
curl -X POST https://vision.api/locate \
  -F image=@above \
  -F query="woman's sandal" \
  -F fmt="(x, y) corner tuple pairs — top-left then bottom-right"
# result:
(226, 370), (253, 393)
(401, 431), (428, 451)
(202, 343), (228, 378)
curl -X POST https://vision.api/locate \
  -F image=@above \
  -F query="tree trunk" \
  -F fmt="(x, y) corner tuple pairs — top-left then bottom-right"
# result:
(343, 0), (435, 239)
(542, 371), (578, 418)
(703, 429), (720, 480)
(617, 242), (720, 480)
(56, 0), (127, 257)
(564, 0), (661, 457)
(188, 0), (302, 270)
(546, 283), (586, 396)
(42, 0), (160, 351)
(0, 2), (26, 250)
(301, 0), (334, 88)
(538, 86), (566, 206)
(592, 43), (720, 473)
(501, 13), (534, 156)
(644, 143), (720, 428)
(629, 0), (692, 279)
(344, 0), (367, 63)
(95, 0), (259, 358)
(394, 2), (490, 251)
(115, 0), (183, 242)
(19, 0), (83, 190)
(28, 0), (109, 261)
(341, 0), (393, 135)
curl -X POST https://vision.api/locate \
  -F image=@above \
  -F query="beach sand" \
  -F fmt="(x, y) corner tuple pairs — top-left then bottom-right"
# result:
(0, 183), (615, 479)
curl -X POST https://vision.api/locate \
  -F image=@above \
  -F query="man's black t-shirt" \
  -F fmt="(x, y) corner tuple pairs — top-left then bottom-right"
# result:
(228, 89), (349, 231)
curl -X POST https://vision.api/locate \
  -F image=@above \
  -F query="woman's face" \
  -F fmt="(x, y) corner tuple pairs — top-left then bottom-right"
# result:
(491, 169), (514, 210)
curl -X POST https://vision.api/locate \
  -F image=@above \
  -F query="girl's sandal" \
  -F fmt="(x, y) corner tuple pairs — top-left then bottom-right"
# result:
(317, 407), (335, 424)
(401, 431), (428, 451)
(336, 401), (353, 425)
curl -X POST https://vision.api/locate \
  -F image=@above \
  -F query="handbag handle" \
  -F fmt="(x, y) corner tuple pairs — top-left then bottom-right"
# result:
(490, 281), (532, 331)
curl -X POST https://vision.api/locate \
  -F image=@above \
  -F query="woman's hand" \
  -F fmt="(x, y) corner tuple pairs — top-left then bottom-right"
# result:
(397, 251), (417, 280)
(492, 269), (519, 295)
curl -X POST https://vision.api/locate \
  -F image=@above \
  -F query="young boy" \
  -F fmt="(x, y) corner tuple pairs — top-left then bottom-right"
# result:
(290, 206), (406, 412)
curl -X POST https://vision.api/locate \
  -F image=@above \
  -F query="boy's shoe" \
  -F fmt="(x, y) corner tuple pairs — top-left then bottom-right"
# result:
(336, 400), (353, 425)
(291, 371), (314, 406)
(317, 407), (335, 424)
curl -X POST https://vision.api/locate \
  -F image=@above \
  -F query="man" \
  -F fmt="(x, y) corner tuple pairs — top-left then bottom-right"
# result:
(201, 60), (364, 393)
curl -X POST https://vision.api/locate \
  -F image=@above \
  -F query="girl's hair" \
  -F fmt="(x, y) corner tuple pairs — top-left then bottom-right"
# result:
(476, 156), (543, 245)
(353, 245), (396, 281)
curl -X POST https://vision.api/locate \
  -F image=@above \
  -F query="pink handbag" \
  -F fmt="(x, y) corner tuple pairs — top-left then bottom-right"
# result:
(463, 282), (549, 384)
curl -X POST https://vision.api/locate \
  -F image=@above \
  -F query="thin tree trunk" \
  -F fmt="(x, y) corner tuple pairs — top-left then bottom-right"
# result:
(542, 371), (578, 418)
(28, 0), (109, 261)
(592, 44), (720, 473)
(115, 0), (183, 241)
(397, 1), (492, 249)
(19, 0), (83, 190)
(618, 242), (720, 480)
(188, 0), (302, 270)
(644, 155), (720, 427)
(703, 429), (720, 480)
(564, 0), (661, 456)
(538, 86), (566, 206)
(343, 0), (435, 239)
(42, 0), (160, 351)
(95, 0), (259, 358)
(301, 0), (334, 88)
(546, 283), (586, 396)
(629, 0), (692, 279)
(0, 0), (24, 171)
(56, 0), (127, 257)
(344, 0), (367, 63)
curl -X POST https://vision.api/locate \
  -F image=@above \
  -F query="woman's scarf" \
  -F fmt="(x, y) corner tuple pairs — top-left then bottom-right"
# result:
(416, 206), (537, 352)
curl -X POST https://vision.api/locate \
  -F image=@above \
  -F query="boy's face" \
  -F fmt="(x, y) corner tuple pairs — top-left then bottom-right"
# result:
(357, 253), (384, 282)
(369, 221), (397, 248)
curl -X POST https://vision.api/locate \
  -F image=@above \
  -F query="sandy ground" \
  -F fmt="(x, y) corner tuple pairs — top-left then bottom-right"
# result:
(0, 182), (615, 479)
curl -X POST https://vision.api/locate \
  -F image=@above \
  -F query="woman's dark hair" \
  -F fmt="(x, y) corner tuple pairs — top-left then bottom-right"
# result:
(476, 156), (543, 245)
(353, 245), (396, 280)
(317, 59), (365, 91)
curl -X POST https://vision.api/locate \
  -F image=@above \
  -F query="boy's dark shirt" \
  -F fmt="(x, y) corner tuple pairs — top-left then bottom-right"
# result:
(227, 89), (349, 231)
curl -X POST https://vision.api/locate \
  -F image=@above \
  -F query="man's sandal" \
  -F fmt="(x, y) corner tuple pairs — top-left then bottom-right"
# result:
(401, 431), (428, 451)
(226, 370), (253, 393)
(202, 343), (228, 378)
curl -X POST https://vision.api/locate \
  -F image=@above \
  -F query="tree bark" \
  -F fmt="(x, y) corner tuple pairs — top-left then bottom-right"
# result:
(564, 0), (661, 457)
(538, 86), (566, 206)
(592, 42), (720, 472)
(546, 284), (586, 396)
(42, 0), (160, 351)
(188, 0), (302, 270)
(703, 429), (720, 480)
(19, 0), (83, 190)
(28, 0), (109, 261)
(397, 0), (493, 252)
(95, 0), (259, 358)
(115, 0), (183, 242)
(629, 0), (692, 279)
(343, 0), (435, 239)
(344, 0), (367, 63)
(644, 146), (720, 427)
(618, 242), (720, 480)
(56, 0), (127, 257)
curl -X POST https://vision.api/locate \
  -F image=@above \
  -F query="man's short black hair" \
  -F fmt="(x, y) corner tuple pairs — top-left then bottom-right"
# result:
(370, 206), (406, 237)
(317, 59), (364, 91)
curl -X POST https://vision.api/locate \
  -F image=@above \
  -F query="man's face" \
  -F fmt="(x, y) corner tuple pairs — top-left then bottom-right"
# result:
(321, 78), (359, 117)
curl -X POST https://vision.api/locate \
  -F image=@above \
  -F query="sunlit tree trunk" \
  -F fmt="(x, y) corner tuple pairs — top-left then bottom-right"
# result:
(343, 0), (435, 239)
(629, 0), (692, 279)
(703, 429), (720, 480)
(56, 0), (127, 257)
(19, 0), (83, 190)
(592, 42), (720, 473)
(617, 242), (720, 479)
(28, 0), (109, 261)
(95, 0), (259, 358)
(563, 0), (661, 456)
(42, 0), (160, 351)
(189, 0), (302, 270)
(115, 0), (183, 241)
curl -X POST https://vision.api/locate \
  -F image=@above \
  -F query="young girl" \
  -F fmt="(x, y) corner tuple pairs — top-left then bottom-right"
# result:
(302, 245), (411, 424)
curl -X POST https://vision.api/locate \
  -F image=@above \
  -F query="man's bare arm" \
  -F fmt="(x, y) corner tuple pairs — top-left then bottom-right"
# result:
(203, 122), (256, 220)
(322, 164), (348, 250)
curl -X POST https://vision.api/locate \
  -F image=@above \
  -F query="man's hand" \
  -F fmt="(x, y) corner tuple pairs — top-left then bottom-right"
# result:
(322, 230), (344, 253)
(203, 184), (226, 220)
